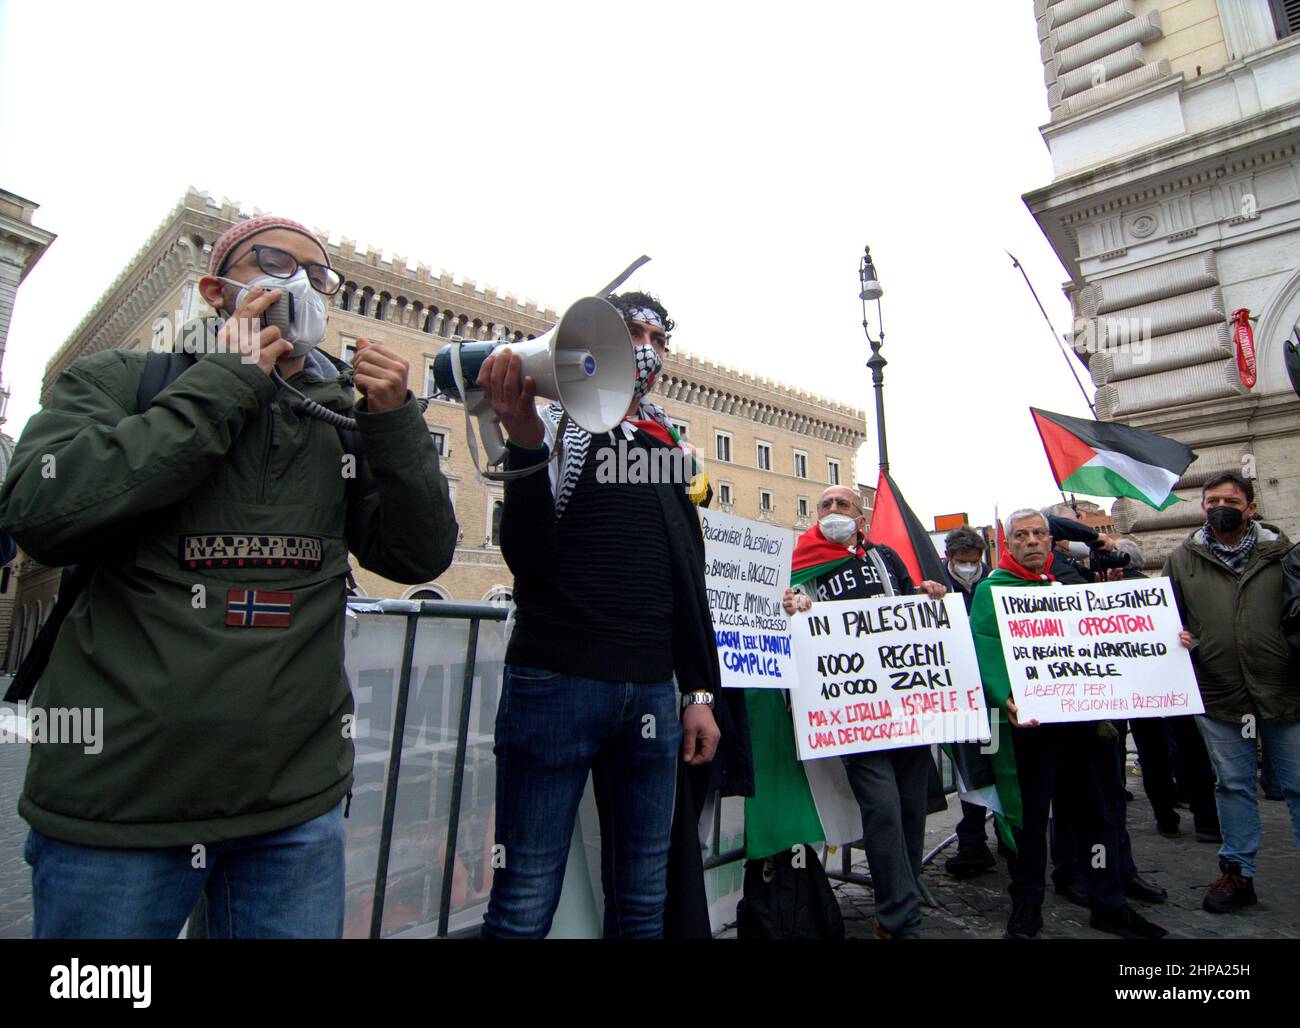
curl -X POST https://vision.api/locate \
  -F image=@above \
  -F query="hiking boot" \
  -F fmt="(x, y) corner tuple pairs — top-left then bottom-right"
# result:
(1124, 875), (1167, 904)
(944, 846), (996, 879)
(1090, 904), (1168, 939)
(1203, 860), (1257, 914)
(1004, 900), (1042, 940)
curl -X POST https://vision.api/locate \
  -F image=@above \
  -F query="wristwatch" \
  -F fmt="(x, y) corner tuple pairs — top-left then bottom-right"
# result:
(681, 690), (715, 710)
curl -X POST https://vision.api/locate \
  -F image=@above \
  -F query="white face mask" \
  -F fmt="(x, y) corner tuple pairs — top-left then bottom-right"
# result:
(819, 513), (858, 545)
(221, 270), (328, 358)
(950, 561), (982, 582)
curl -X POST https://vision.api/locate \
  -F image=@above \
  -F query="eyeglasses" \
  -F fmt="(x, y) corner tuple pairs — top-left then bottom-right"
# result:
(817, 497), (862, 516)
(223, 244), (343, 296)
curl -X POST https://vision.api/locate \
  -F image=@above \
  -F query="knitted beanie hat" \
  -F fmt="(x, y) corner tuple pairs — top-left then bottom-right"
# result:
(208, 215), (324, 275)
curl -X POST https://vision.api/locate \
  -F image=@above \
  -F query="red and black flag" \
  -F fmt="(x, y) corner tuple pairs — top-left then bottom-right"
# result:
(867, 470), (945, 585)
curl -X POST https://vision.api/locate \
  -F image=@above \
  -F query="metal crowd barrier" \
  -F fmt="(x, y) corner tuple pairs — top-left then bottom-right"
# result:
(348, 598), (747, 939)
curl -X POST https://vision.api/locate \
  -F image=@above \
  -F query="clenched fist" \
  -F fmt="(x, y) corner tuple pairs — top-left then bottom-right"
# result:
(352, 339), (410, 413)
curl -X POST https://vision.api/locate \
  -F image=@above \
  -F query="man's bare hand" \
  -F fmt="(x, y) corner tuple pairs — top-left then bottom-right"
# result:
(682, 703), (720, 766)
(1178, 629), (1196, 649)
(352, 339), (410, 413)
(783, 588), (812, 615)
(1006, 697), (1039, 729)
(216, 286), (292, 374)
(918, 580), (947, 600)
(476, 349), (544, 448)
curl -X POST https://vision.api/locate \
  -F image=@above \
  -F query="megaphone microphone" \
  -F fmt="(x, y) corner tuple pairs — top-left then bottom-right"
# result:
(433, 265), (647, 481)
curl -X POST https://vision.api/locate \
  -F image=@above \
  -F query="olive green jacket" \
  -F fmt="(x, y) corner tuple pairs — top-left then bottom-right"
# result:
(0, 348), (457, 846)
(1161, 523), (1299, 724)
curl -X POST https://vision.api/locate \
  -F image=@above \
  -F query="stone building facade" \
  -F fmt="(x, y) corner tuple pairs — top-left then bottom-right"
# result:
(0, 189), (56, 666)
(4, 189), (866, 664)
(1025, 0), (1300, 567)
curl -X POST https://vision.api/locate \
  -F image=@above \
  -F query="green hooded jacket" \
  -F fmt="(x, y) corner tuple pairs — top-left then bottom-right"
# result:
(1161, 522), (1298, 724)
(0, 347), (458, 847)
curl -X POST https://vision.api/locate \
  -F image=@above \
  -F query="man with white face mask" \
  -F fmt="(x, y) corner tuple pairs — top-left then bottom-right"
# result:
(1, 215), (457, 938)
(782, 485), (946, 938)
(473, 291), (732, 939)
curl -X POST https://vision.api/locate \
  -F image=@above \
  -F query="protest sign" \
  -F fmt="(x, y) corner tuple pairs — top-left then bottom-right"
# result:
(789, 593), (988, 759)
(699, 508), (795, 689)
(989, 577), (1202, 724)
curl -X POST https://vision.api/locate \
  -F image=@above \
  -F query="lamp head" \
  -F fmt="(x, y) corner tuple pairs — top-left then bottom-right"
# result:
(858, 246), (883, 302)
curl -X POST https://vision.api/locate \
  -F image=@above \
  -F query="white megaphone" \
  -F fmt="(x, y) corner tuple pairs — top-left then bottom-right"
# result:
(431, 295), (636, 472)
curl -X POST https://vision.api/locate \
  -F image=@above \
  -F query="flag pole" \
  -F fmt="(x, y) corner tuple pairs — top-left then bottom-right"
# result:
(1006, 251), (1097, 417)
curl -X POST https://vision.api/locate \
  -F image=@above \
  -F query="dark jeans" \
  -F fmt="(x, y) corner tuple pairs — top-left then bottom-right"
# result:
(482, 666), (682, 939)
(1129, 715), (1219, 833)
(1051, 728), (1136, 889)
(842, 745), (931, 936)
(1006, 723), (1125, 913)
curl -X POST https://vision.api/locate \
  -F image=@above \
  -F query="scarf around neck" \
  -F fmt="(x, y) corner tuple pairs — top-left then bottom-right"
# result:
(1204, 520), (1257, 576)
(997, 547), (1056, 583)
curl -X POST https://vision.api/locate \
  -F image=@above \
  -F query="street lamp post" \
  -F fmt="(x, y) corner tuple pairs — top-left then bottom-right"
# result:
(859, 245), (888, 473)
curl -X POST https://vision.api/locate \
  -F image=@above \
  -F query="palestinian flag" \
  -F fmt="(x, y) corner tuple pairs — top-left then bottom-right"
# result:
(868, 470), (946, 584)
(1031, 407), (1195, 511)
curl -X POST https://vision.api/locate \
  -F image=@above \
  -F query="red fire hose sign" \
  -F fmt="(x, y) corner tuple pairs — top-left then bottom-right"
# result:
(1232, 308), (1256, 389)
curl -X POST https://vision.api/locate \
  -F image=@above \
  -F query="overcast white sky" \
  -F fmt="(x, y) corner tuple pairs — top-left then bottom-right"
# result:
(0, 0), (1104, 527)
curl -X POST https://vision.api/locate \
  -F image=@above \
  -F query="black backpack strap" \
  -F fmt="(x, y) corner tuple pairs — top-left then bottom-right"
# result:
(5, 351), (200, 703)
(4, 564), (95, 702)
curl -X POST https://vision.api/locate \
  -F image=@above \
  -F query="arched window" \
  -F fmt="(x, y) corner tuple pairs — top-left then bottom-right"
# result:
(357, 291), (370, 318)
(375, 293), (389, 321)
(423, 307), (439, 333)
(490, 499), (504, 547)
(404, 585), (449, 601)
(482, 586), (513, 606)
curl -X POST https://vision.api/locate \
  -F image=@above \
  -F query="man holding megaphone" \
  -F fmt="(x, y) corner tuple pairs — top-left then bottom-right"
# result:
(474, 293), (724, 939)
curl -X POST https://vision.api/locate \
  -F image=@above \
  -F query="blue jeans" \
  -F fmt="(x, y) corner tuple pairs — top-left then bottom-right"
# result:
(1196, 716), (1300, 876)
(25, 804), (346, 938)
(482, 666), (682, 939)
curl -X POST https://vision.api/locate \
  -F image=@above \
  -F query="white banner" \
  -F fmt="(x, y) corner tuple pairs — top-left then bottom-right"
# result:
(789, 593), (989, 760)
(698, 508), (796, 689)
(989, 577), (1203, 724)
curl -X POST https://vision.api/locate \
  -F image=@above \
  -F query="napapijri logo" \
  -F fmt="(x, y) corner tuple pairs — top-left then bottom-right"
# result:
(0, 704), (102, 754)
(50, 959), (151, 1008)
(594, 438), (696, 484)
(179, 533), (323, 571)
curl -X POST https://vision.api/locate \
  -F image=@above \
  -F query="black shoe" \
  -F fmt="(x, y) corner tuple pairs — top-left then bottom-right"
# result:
(1124, 875), (1168, 904)
(1005, 901), (1042, 939)
(944, 847), (996, 879)
(1090, 904), (1168, 939)
(1195, 828), (1223, 843)
(1156, 820), (1182, 838)
(1203, 860), (1257, 914)
(1123, 789), (1135, 801)
(1054, 880), (1091, 909)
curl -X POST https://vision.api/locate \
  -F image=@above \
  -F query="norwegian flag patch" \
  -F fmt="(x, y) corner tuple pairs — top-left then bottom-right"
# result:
(225, 589), (294, 628)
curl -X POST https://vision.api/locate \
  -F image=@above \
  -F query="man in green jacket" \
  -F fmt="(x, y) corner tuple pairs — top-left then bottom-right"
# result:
(970, 508), (1165, 940)
(1161, 471), (1300, 914)
(0, 215), (457, 938)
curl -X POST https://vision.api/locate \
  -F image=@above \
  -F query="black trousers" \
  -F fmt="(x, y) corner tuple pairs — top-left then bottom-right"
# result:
(1128, 715), (1219, 833)
(1051, 728), (1136, 888)
(955, 801), (990, 852)
(1006, 722), (1125, 912)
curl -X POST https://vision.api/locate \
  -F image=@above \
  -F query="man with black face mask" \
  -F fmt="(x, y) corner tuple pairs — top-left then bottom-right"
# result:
(1162, 471), (1300, 914)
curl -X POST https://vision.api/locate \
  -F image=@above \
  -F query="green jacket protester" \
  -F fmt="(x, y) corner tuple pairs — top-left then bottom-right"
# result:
(0, 347), (457, 848)
(966, 549), (1069, 847)
(1161, 522), (1298, 724)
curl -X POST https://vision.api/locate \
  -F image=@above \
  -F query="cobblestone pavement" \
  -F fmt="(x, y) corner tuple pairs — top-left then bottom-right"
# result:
(0, 708), (31, 940)
(834, 766), (1300, 940)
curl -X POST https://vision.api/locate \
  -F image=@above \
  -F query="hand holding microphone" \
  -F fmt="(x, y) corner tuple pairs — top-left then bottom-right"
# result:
(215, 287), (293, 374)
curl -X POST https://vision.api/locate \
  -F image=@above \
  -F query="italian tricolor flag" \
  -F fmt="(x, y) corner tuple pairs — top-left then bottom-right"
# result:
(1031, 407), (1195, 511)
